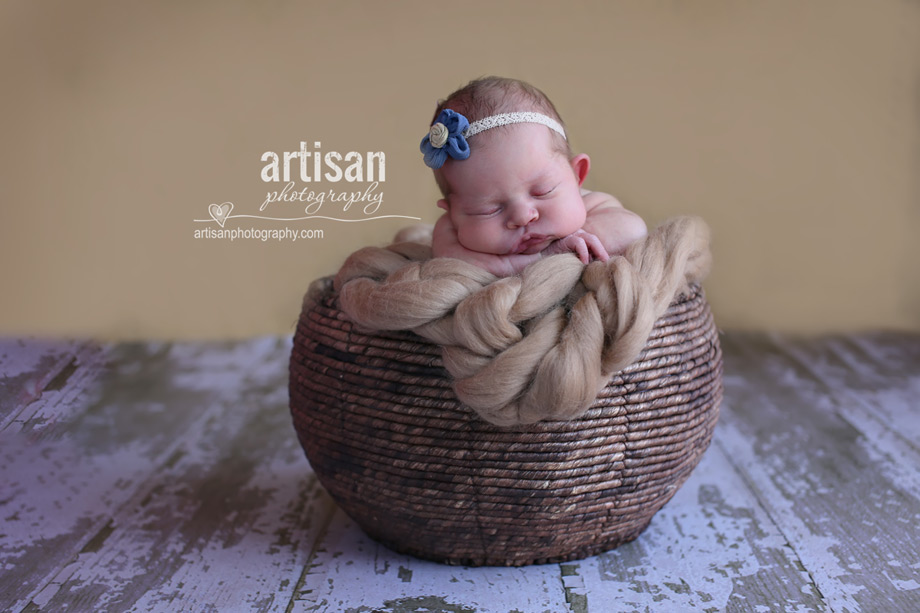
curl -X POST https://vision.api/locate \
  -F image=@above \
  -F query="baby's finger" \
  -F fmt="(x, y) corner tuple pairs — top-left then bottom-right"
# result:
(572, 237), (590, 264)
(584, 234), (609, 261)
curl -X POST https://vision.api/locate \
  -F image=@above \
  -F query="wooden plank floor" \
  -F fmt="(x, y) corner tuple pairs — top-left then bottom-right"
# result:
(1, 333), (918, 612)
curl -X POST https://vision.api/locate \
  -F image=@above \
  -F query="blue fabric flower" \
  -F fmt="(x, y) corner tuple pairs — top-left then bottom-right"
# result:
(420, 109), (470, 169)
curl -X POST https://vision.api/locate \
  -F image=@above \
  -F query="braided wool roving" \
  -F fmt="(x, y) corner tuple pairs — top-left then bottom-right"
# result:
(332, 216), (712, 426)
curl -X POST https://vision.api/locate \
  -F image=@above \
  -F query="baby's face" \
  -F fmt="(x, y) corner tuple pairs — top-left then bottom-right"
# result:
(439, 124), (588, 256)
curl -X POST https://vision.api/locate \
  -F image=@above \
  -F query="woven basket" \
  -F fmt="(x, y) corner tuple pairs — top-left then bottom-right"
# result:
(289, 278), (722, 566)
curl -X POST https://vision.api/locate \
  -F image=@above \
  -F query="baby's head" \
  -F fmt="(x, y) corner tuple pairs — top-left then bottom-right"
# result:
(421, 77), (591, 256)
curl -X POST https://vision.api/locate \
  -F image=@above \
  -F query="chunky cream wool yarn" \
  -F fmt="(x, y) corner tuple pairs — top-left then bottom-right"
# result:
(332, 216), (712, 426)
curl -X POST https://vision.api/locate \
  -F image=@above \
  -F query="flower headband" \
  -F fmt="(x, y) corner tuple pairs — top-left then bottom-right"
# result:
(420, 109), (567, 169)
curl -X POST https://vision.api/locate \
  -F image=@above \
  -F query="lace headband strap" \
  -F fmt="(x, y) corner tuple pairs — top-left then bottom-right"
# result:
(464, 112), (567, 140)
(420, 109), (567, 169)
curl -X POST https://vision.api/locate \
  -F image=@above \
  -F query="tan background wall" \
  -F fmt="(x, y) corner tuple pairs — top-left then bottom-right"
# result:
(2, 0), (918, 340)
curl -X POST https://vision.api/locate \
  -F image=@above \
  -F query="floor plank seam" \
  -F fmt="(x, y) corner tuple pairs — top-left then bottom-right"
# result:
(285, 498), (338, 613)
(559, 562), (588, 613)
(711, 433), (832, 611)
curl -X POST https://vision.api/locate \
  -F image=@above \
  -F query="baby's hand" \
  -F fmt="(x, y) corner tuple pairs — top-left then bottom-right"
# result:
(544, 230), (610, 264)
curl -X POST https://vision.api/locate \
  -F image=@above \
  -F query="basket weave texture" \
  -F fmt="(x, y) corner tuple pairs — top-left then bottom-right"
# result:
(289, 278), (722, 566)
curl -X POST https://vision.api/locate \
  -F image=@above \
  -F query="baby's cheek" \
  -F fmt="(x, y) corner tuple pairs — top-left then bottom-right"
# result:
(550, 200), (587, 237)
(457, 224), (491, 253)
(466, 223), (511, 255)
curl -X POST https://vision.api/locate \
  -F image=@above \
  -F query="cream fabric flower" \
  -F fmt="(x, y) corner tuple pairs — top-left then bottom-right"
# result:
(429, 123), (449, 148)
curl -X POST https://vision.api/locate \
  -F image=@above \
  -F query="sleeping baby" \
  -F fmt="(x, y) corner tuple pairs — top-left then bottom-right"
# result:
(421, 76), (647, 277)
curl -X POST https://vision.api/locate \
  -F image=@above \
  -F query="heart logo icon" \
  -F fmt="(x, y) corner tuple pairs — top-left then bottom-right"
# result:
(208, 202), (233, 227)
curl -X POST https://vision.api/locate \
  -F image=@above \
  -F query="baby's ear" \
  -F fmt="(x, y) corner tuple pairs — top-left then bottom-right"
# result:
(437, 198), (450, 211)
(569, 154), (591, 186)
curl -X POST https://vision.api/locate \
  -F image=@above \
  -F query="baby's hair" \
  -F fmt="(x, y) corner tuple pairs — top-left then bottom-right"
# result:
(430, 76), (572, 197)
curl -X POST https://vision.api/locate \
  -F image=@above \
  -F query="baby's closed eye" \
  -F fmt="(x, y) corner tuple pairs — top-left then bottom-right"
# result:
(533, 184), (558, 198)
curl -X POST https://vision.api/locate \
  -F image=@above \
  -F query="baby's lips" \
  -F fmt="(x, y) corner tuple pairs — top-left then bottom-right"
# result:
(514, 234), (552, 254)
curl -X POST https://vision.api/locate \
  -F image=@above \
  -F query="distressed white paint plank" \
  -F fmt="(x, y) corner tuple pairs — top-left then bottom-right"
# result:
(765, 333), (920, 455)
(4, 333), (919, 612)
(574, 444), (826, 613)
(17, 337), (330, 612)
(761, 334), (920, 510)
(715, 334), (920, 612)
(0, 338), (101, 427)
(733, 334), (920, 505)
(3, 343), (109, 436)
(845, 332), (920, 378)
(292, 509), (568, 613)
(33, 338), (336, 612)
(1, 339), (301, 612)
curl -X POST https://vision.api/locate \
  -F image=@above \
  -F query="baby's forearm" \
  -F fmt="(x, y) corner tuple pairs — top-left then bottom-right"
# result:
(432, 241), (541, 276)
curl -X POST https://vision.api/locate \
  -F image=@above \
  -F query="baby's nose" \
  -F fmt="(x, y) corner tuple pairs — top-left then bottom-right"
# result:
(507, 206), (539, 229)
